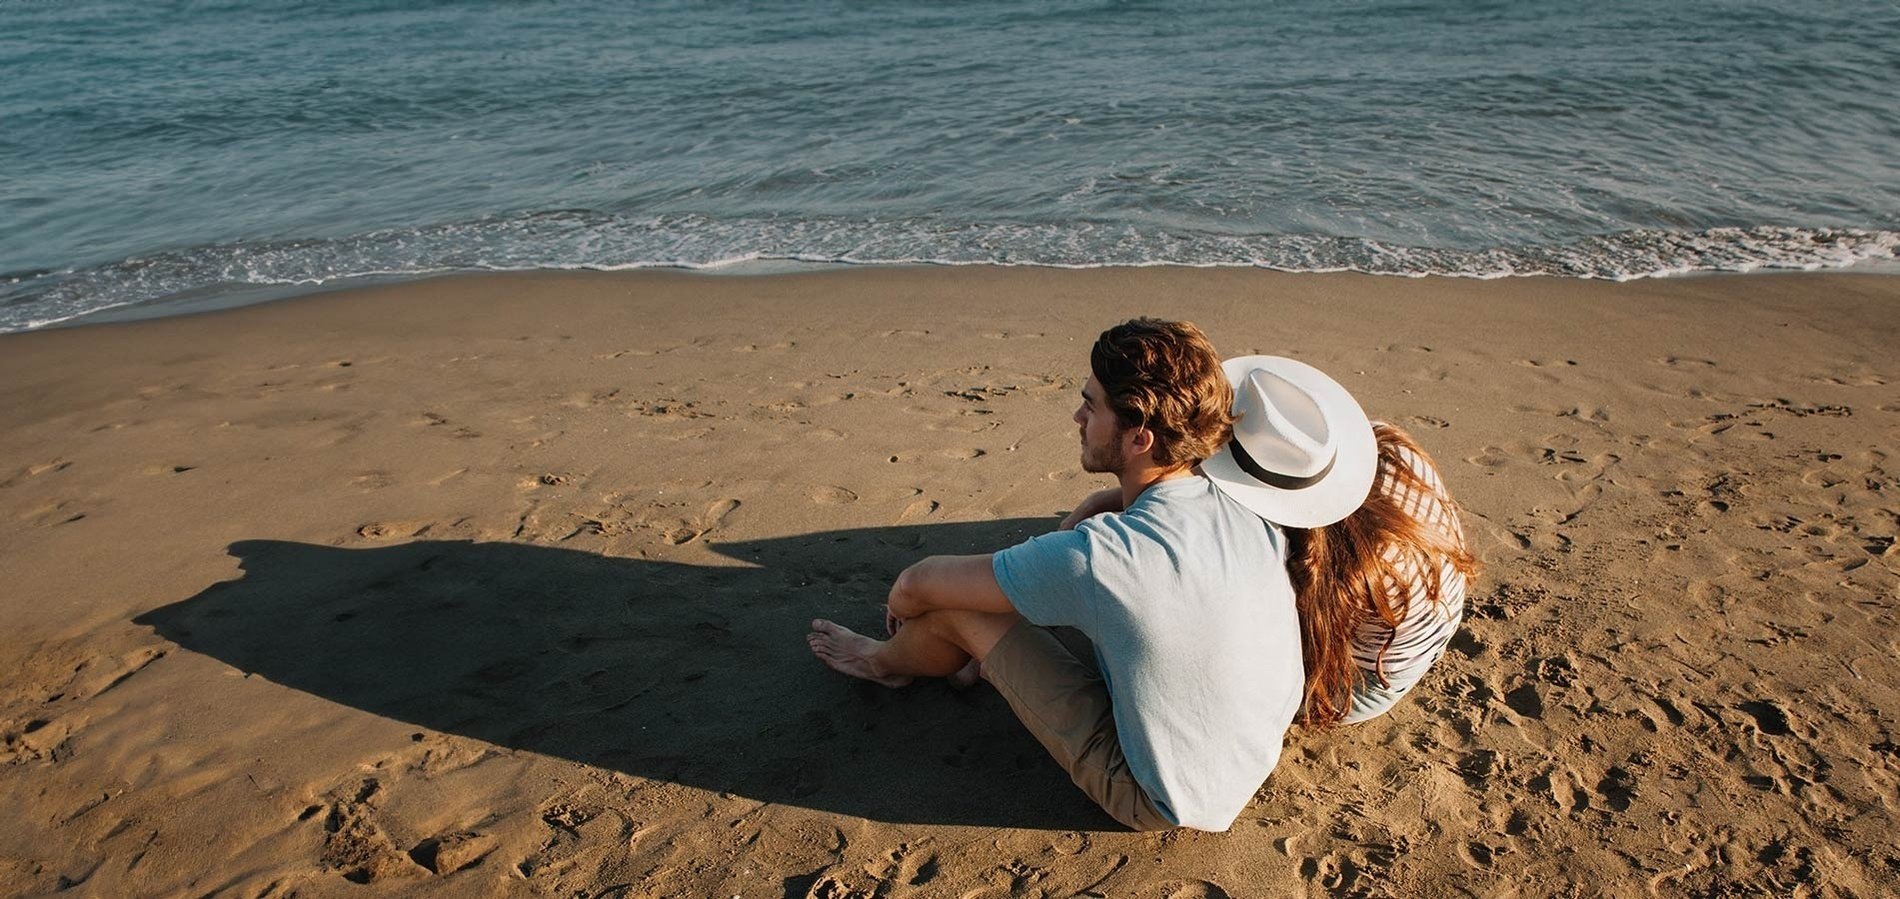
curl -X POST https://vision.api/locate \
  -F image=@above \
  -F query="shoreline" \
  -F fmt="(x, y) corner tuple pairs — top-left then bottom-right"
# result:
(21, 256), (1900, 335)
(2, 267), (1896, 895)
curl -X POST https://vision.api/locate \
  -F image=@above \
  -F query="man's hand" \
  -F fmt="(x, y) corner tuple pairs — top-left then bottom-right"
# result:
(1058, 486), (1125, 530)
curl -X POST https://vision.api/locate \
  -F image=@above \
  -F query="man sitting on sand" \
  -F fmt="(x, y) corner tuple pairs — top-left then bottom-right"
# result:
(807, 318), (1376, 831)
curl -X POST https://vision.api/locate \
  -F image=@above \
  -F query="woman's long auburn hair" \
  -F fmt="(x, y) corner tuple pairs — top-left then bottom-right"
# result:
(1285, 422), (1481, 728)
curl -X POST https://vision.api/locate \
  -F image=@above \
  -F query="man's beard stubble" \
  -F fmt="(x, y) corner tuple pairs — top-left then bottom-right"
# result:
(1080, 435), (1125, 475)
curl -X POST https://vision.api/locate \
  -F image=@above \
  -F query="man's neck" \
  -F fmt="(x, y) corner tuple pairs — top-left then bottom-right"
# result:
(1117, 463), (1194, 510)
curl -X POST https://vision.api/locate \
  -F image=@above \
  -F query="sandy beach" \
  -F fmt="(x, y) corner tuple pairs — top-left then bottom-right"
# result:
(2, 266), (1896, 897)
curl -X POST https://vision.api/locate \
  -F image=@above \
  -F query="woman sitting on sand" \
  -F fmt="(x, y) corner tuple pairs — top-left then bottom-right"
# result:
(1288, 421), (1481, 726)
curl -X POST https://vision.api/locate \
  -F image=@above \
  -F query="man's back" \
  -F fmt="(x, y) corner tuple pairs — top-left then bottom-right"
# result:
(808, 320), (1356, 832)
(993, 474), (1303, 831)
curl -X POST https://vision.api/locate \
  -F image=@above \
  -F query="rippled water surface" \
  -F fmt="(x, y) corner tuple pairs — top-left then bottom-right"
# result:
(3, 0), (1896, 330)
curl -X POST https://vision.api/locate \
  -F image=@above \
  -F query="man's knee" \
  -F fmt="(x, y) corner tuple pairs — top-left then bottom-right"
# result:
(887, 565), (922, 617)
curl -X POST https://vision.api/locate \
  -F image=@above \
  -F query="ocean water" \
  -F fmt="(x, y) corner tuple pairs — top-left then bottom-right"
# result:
(3, 0), (1896, 332)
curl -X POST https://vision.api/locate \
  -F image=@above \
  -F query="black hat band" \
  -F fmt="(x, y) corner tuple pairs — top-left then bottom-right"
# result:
(1229, 439), (1336, 490)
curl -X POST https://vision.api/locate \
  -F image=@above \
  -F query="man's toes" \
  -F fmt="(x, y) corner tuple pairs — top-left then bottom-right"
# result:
(813, 619), (863, 641)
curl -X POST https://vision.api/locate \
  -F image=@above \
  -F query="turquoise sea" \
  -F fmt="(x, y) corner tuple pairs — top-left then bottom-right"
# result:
(3, 0), (1896, 332)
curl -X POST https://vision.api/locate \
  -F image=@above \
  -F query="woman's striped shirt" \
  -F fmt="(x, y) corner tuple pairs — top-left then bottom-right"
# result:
(1349, 439), (1467, 681)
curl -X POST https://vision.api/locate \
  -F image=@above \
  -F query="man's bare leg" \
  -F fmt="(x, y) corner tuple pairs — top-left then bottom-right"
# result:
(808, 610), (1019, 687)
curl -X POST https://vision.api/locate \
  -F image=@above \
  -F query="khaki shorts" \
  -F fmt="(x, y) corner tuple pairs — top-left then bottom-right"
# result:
(983, 620), (1173, 831)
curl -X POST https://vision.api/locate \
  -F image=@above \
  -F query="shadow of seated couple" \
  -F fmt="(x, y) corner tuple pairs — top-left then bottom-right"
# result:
(136, 517), (1131, 831)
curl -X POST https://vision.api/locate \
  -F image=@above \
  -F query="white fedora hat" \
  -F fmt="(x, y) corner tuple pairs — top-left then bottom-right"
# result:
(1202, 356), (1376, 528)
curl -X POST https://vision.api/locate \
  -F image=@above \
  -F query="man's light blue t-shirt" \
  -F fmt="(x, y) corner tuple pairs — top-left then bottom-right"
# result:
(991, 474), (1304, 831)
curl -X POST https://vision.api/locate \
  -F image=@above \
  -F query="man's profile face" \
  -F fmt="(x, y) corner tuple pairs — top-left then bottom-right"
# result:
(1075, 376), (1128, 474)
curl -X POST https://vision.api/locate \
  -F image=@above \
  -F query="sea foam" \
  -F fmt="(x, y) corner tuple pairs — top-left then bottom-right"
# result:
(4, 215), (1894, 333)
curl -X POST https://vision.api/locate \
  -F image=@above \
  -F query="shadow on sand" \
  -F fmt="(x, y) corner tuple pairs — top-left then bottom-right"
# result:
(134, 518), (1123, 831)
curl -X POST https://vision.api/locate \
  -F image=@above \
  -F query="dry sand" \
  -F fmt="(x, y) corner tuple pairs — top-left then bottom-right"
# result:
(1, 267), (1896, 897)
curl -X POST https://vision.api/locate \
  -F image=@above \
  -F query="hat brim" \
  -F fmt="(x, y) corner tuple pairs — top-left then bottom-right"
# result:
(1202, 355), (1376, 528)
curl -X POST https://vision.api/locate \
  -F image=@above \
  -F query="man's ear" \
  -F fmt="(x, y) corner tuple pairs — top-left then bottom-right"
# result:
(1126, 425), (1155, 456)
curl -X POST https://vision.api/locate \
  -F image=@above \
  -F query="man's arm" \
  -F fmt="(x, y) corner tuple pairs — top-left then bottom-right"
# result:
(886, 553), (1015, 622)
(1058, 486), (1124, 530)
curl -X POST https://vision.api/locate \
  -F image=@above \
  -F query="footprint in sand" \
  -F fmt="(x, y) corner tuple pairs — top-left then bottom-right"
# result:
(351, 471), (395, 489)
(557, 388), (623, 409)
(900, 499), (940, 521)
(407, 831), (496, 875)
(1140, 880), (1232, 899)
(1458, 841), (1504, 869)
(1505, 682), (1545, 719)
(1504, 520), (1572, 552)
(357, 521), (433, 540)
(861, 842), (939, 887)
(634, 399), (714, 420)
(1526, 768), (1591, 817)
(1736, 699), (1795, 737)
(703, 498), (740, 522)
(317, 778), (414, 884)
(1538, 447), (1589, 465)
(1302, 851), (1368, 892)
(1594, 766), (1638, 812)
(1660, 356), (1717, 368)
(139, 464), (197, 476)
(3, 460), (73, 489)
(926, 416), (1001, 434)
(945, 386), (1017, 403)
(658, 498), (742, 545)
(1464, 447), (1511, 472)
(60, 645), (169, 706)
(812, 486), (859, 505)
(1049, 831), (1089, 855)
(2, 715), (77, 764)
(1456, 749), (1499, 788)
(23, 499), (87, 527)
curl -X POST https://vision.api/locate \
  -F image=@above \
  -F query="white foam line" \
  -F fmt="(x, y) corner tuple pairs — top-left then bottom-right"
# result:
(4, 225), (1895, 333)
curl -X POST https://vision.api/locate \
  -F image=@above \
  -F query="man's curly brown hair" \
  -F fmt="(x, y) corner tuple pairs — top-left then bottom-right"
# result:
(1090, 318), (1235, 467)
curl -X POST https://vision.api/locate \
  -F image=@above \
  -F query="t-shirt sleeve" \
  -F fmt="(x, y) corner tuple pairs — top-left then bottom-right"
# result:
(990, 527), (1096, 628)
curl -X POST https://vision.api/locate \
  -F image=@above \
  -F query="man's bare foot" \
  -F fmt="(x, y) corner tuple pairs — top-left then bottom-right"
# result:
(808, 619), (913, 688)
(948, 658), (983, 689)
